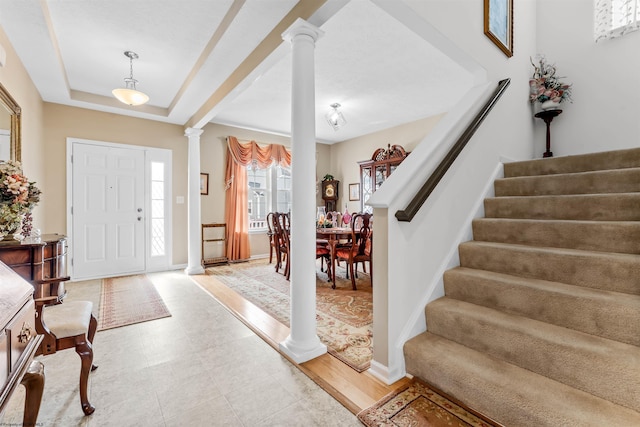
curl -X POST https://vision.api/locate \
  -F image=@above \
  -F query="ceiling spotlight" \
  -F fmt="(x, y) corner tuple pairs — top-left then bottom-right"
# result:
(112, 51), (149, 106)
(325, 103), (346, 131)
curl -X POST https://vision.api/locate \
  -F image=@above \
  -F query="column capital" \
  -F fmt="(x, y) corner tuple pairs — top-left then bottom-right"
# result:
(184, 127), (204, 138)
(282, 18), (324, 43)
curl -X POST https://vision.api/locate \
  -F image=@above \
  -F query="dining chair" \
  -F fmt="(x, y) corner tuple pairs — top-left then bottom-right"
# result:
(334, 212), (372, 290)
(274, 212), (291, 280)
(266, 212), (277, 265)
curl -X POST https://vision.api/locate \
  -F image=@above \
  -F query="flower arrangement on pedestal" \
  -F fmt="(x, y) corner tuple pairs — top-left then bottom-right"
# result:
(0, 160), (41, 239)
(529, 55), (573, 110)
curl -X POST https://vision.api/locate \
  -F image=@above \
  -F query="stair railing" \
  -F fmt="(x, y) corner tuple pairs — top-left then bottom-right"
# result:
(395, 78), (511, 222)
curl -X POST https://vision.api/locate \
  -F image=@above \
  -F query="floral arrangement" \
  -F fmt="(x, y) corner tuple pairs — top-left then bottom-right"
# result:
(316, 218), (333, 228)
(0, 160), (41, 238)
(529, 55), (572, 105)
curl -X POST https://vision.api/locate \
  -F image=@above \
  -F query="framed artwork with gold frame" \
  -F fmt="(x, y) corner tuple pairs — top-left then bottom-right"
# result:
(484, 0), (513, 58)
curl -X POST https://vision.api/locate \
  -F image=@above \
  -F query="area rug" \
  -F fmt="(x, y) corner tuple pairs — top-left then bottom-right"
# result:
(205, 258), (373, 372)
(98, 274), (171, 331)
(357, 378), (500, 427)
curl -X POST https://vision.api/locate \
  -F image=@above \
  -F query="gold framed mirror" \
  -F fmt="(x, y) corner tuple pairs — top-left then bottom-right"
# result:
(0, 81), (21, 162)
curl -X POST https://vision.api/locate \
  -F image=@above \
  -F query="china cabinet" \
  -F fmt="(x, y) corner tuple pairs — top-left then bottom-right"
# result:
(358, 144), (409, 213)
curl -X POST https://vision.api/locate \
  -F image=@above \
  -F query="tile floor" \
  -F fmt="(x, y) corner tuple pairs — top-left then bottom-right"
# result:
(0, 270), (361, 426)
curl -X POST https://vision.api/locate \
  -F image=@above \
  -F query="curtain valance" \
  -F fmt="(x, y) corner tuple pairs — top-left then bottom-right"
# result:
(227, 136), (291, 169)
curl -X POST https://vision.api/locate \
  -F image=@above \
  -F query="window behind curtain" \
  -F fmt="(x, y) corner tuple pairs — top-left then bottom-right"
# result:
(595, 0), (640, 41)
(247, 164), (291, 231)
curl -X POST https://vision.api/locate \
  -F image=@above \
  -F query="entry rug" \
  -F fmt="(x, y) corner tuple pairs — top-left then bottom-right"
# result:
(206, 259), (373, 372)
(98, 274), (171, 331)
(358, 378), (500, 427)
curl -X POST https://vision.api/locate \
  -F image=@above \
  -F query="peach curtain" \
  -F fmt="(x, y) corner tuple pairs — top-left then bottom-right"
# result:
(224, 136), (292, 261)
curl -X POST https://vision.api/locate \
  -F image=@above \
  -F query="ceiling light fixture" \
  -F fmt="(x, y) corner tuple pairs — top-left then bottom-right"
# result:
(325, 103), (347, 131)
(112, 51), (149, 106)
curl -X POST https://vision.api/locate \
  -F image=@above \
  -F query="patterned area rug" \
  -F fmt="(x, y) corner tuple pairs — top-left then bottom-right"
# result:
(98, 274), (171, 331)
(206, 258), (373, 372)
(358, 378), (500, 427)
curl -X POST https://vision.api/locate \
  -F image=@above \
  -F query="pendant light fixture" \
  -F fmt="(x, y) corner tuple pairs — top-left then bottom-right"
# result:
(325, 103), (346, 131)
(112, 51), (149, 106)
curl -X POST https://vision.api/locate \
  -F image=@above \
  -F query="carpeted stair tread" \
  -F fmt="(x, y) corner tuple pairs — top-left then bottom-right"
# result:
(495, 167), (640, 196)
(403, 332), (640, 427)
(443, 267), (640, 346)
(425, 297), (640, 410)
(504, 147), (640, 178)
(472, 218), (640, 254)
(458, 241), (640, 295)
(484, 193), (640, 221)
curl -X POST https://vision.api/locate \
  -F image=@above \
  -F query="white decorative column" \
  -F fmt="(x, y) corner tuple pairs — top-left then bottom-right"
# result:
(279, 18), (327, 363)
(184, 127), (205, 275)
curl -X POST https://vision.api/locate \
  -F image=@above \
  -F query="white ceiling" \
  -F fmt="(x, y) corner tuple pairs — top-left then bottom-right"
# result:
(0, 0), (477, 144)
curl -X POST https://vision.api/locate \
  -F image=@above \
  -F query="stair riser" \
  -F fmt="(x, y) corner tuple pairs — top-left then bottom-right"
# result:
(495, 168), (640, 196)
(443, 268), (640, 346)
(458, 242), (640, 295)
(404, 333), (640, 427)
(472, 219), (640, 254)
(504, 148), (640, 178)
(425, 298), (640, 411)
(484, 194), (640, 221)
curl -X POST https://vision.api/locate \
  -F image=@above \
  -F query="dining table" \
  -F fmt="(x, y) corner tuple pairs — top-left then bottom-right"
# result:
(316, 227), (354, 289)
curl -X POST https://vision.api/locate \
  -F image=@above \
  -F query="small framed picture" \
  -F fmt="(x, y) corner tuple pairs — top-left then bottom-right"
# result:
(200, 173), (209, 195)
(484, 0), (513, 58)
(349, 183), (360, 201)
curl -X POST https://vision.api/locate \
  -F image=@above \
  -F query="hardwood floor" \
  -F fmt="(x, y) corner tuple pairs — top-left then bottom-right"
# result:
(193, 269), (411, 415)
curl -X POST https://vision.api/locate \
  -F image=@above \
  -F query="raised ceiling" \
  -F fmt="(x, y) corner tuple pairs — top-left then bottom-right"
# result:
(0, 0), (477, 144)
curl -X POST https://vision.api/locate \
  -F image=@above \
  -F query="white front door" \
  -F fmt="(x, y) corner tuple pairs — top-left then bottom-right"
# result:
(72, 142), (145, 279)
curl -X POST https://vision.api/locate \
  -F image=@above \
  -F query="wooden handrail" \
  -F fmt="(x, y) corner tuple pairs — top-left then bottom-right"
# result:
(395, 78), (511, 222)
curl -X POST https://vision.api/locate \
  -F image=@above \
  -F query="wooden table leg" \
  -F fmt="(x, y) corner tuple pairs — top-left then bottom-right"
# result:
(21, 360), (45, 427)
(330, 237), (337, 289)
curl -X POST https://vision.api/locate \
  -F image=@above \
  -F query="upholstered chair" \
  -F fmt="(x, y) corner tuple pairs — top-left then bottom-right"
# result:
(34, 279), (98, 416)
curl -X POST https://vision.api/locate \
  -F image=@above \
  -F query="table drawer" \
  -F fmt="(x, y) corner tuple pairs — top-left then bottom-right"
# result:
(6, 300), (36, 374)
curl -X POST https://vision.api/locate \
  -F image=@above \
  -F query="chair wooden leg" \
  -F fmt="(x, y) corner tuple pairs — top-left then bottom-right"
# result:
(21, 360), (45, 427)
(75, 338), (95, 416)
(88, 314), (99, 372)
(349, 262), (357, 290)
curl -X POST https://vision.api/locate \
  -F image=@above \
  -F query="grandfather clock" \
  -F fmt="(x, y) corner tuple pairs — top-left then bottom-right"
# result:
(321, 179), (339, 212)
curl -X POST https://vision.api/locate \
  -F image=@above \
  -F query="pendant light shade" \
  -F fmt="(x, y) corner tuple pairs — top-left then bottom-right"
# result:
(112, 51), (149, 106)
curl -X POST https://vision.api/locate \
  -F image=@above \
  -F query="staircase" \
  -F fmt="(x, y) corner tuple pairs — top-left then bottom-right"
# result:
(403, 148), (640, 426)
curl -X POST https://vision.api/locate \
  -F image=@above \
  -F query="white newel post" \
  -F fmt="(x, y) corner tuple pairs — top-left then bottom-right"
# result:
(279, 19), (327, 363)
(185, 127), (205, 275)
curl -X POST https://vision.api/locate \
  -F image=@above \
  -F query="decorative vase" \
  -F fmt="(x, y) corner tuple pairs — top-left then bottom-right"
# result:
(541, 100), (561, 111)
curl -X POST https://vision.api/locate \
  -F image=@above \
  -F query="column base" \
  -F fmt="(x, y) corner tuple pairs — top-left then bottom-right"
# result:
(279, 335), (327, 364)
(184, 265), (205, 275)
(368, 359), (406, 385)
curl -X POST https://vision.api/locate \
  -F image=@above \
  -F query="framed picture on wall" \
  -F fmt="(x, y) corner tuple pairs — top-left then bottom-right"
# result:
(200, 173), (209, 195)
(349, 183), (360, 201)
(484, 0), (513, 57)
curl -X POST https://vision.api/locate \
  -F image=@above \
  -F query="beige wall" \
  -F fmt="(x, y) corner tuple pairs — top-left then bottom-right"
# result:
(0, 25), (46, 229)
(42, 103), (189, 264)
(329, 114), (445, 214)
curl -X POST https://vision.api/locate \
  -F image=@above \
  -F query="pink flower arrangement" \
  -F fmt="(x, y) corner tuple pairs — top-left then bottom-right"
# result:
(529, 56), (572, 104)
(0, 160), (41, 238)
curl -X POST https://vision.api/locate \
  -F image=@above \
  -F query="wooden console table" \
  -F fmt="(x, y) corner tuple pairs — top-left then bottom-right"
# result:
(0, 234), (67, 299)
